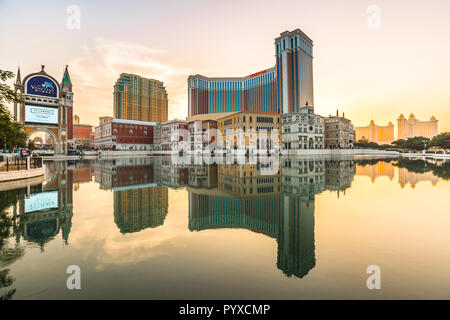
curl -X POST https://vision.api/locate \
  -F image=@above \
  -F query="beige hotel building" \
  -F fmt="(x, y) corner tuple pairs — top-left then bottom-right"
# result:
(114, 73), (168, 123)
(355, 120), (395, 144)
(397, 114), (438, 139)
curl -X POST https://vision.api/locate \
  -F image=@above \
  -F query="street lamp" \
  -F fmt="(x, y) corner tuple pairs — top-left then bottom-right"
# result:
(2, 132), (6, 153)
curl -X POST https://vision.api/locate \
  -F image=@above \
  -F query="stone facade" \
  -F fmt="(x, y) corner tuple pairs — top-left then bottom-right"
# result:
(324, 111), (355, 149)
(281, 105), (324, 150)
(188, 119), (217, 153)
(217, 111), (281, 153)
(155, 120), (189, 151)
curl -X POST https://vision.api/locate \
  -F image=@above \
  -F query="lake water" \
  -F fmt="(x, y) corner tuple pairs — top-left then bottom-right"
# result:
(0, 156), (449, 299)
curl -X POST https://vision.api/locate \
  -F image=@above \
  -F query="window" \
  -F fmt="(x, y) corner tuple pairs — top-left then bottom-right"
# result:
(257, 117), (273, 123)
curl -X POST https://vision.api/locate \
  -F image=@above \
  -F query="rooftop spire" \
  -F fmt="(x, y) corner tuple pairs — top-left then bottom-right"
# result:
(15, 66), (21, 85)
(14, 66), (23, 93)
(62, 65), (72, 85)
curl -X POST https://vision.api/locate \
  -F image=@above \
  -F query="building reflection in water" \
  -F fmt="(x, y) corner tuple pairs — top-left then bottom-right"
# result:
(355, 159), (395, 183)
(324, 159), (356, 198)
(188, 157), (356, 279)
(94, 158), (169, 234)
(11, 161), (74, 248)
(397, 167), (439, 188)
(69, 160), (95, 191)
(0, 161), (77, 299)
(1, 155), (446, 298)
(354, 158), (447, 188)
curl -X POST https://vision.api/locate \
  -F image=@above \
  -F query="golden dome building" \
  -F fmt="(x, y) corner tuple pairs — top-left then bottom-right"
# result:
(397, 114), (438, 139)
(354, 120), (395, 144)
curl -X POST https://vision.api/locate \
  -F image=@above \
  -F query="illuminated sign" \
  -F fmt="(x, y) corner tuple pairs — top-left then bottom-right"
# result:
(26, 75), (58, 98)
(25, 191), (59, 213)
(248, 70), (268, 78)
(25, 104), (59, 125)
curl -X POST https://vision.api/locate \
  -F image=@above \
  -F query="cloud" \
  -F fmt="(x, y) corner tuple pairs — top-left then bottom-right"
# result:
(69, 38), (191, 124)
(68, 187), (190, 271)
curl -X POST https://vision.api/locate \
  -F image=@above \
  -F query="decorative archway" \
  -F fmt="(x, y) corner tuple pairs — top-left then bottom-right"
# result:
(14, 65), (73, 154)
(25, 127), (63, 153)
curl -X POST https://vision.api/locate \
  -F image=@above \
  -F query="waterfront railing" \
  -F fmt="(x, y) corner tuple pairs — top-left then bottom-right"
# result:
(0, 156), (43, 172)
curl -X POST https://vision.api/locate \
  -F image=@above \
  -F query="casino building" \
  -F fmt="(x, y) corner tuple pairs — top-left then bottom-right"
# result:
(188, 29), (314, 117)
(14, 65), (73, 154)
(114, 73), (168, 123)
(397, 113), (438, 140)
(354, 120), (395, 144)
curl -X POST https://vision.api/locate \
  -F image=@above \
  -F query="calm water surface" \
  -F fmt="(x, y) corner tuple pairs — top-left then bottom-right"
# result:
(0, 156), (449, 299)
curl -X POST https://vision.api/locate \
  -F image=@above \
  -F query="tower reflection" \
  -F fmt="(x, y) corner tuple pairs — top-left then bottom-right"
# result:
(0, 161), (77, 299)
(354, 158), (449, 187)
(188, 157), (356, 279)
(94, 158), (169, 234)
(13, 161), (74, 248)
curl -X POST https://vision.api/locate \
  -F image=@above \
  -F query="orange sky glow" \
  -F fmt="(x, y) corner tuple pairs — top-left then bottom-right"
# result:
(1, 0), (449, 132)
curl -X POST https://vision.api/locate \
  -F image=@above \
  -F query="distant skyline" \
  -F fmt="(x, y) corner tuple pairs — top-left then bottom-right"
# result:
(1, 0), (449, 132)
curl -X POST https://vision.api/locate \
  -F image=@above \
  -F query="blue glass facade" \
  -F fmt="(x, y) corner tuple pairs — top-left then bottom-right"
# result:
(188, 69), (278, 116)
(188, 28), (313, 117)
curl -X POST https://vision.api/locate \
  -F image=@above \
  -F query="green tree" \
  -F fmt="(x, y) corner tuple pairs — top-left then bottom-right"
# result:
(403, 136), (430, 151)
(430, 132), (450, 150)
(0, 187), (28, 300)
(354, 141), (380, 149)
(0, 70), (27, 151)
(392, 139), (407, 148)
(431, 162), (450, 180)
(27, 140), (35, 150)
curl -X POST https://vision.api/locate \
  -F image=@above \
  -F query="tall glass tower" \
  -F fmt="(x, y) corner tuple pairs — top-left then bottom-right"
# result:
(188, 28), (314, 117)
(114, 73), (168, 122)
(275, 29), (314, 114)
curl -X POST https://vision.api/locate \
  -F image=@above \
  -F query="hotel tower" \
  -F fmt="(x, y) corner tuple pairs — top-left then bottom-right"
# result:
(188, 29), (314, 117)
(114, 73), (168, 122)
(397, 114), (438, 139)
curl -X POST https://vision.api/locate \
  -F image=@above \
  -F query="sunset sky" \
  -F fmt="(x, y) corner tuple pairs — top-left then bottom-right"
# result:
(1, 0), (449, 133)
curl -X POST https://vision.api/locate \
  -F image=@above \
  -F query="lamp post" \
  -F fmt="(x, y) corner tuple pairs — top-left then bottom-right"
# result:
(2, 132), (6, 153)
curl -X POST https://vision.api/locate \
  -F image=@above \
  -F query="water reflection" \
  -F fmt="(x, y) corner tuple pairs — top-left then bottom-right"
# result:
(7, 164), (73, 249)
(356, 158), (449, 187)
(94, 159), (169, 234)
(0, 156), (449, 299)
(0, 188), (25, 300)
